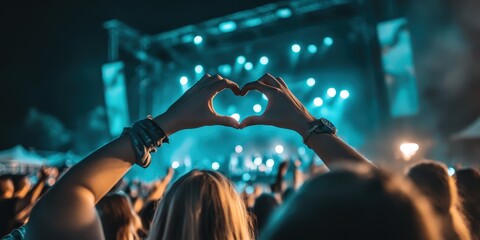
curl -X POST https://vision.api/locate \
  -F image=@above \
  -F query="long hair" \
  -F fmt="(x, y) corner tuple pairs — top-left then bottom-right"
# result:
(456, 168), (480, 239)
(407, 161), (471, 240)
(148, 170), (253, 240)
(96, 192), (142, 240)
(262, 166), (442, 240)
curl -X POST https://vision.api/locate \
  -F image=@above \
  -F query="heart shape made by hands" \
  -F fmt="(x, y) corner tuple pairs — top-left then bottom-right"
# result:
(212, 88), (267, 122)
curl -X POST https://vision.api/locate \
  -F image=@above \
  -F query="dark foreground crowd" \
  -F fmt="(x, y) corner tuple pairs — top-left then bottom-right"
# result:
(1, 74), (479, 240)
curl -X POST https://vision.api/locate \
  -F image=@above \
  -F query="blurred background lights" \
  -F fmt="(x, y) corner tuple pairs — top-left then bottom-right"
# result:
(193, 35), (203, 45)
(291, 44), (301, 53)
(327, 88), (337, 97)
(298, 146), (306, 155)
(399, 142), (419, 161)
(276, 8), (292, 18)
(266, 159), (275, 168)
(218, 64), (232, 75)
(313, 97), (323, 107)
(194, 65), (204, 73)
(179, 76), (188, 85)
(244, 62), (253, 70)
(253, 104), (262, 113)
(275, 144), (284, 154)
(235, 145), (243, 153)
(340, 90), (350, 99)
(448, 167), (456, 176)
(307, 44), (318, 54)
(306, 78), (316, 87)
(254, 157), (262, 166)
(219, 21), (237, 33)
(242, 173), (251, 181)
(262, 94), (268, 100)
(323, 36), (333, 46)
(231, 113), (240, 121)
(212, 162), (220, 170)
(236, 56), (246, 64)
(171, 161), (180, 169)
(259, 56), (269, 65)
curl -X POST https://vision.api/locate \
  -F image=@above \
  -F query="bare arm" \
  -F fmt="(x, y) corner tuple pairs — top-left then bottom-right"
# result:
(240, 74), (374, 169)
(26, 74), (241, 239)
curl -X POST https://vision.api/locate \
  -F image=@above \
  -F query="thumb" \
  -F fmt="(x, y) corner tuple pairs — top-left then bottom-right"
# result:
(240, 115), (267, 128)
(216, 115), (240, 129)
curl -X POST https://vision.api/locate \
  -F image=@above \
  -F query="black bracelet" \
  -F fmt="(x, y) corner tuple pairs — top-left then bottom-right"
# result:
(122, 116), (169, 168)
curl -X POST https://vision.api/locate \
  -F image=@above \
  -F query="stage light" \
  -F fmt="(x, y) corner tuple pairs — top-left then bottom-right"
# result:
(260, 56), (269, 65)
(231, 113), (240, 121)
(244, 18), (262, 28)
(195, 65), (204, 73)
(254, 157), (262, 166)
(171, 161), (180, 169)
(236, 56), (246, 64)
(253, 104), (262, 113)
(180, 76), (188, 85)
(244, 62), (253, 71)
(306, 78), (316, 87)
(327, 88), (337, 97)
(340, 90), (350, 99)
(298, 146), (306, 155)
(291, 44), (301, 53)
(448, 167), (455, 176)
(212, 162), (220, 170)
(245, 186), (254, 194)
(276, 8), (292, 18)
(219, 21), (237, 33)
(242, 173), (251, 181)
(193, 35), (203, 45)
(275, 144), (284, 154)
(235, 145), (243, 153)
(266, 159), (274, 168)
(218, 64), (232, 75)
(313, 97), (323, 107)
(323, 36), (333, 46)
(307, 44), (318, 54)
(262, 94), (268, 100)
(399, 142), (419, 161)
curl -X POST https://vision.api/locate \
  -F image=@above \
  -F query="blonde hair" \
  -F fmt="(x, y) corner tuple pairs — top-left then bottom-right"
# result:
(148, 170), (253, 240)
(407, 161), (471, 240)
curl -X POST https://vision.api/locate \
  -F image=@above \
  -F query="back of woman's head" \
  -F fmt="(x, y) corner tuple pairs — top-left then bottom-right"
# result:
(96, 192), (141, 240)
(253, 193), (279, 234)
(149, 170), (252, 240)
(261, 166), (441, 240)
(407, 161), (471, 240)
(456, 168), (480, 238)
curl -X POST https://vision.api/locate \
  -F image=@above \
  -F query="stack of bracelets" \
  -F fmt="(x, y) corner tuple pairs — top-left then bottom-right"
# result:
(122, 115), (169, 168)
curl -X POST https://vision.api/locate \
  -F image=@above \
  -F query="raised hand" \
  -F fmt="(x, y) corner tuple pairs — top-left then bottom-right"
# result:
(240, 73), (315, 135)
(154, 74), (242, 135)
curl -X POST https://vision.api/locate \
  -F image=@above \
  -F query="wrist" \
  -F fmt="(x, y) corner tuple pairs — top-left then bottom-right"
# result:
(153, 113), (179, 136)
(292, 114), (316, 136)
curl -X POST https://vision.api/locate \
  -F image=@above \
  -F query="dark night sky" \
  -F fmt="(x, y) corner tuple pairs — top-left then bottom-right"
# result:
(0, 0), (280, 148)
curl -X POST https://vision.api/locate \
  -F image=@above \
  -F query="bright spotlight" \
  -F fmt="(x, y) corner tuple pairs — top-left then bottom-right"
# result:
(298, 146), (306, 155)
(242, 173), (251, 181)
(266, 159), (275, 168)
(307, 44), (318, 54)
(276, 8), (292, 18)
(236, 56), (246, 64)
(231, 113), (240, 121)
(193, 35), (203, 45)
(253, 104), (262, 113)
(399, 142), (419, 161)
(219, 21), (237, 33)
(244, 62), (253, 71)
(171, 161), (180, 169)
(323, 36), (333, 46)
(254, 157), (262, 166)
(235, 145), (243, 153)
(179, 76), (188, 85)
(291, 44), (301, 53)
(306, 78), (316, 87)
(275, 144), (284, 154)
(218, 64), (232, 75)
(327, 88), (337, 97)
(313, 97), (323, 107)
(194, 65), (204, 73)
(447, 167), (455, 176)
(340, 90), (350, 99)
(259, 56), (269, 65)
(212, 162), (220, 170)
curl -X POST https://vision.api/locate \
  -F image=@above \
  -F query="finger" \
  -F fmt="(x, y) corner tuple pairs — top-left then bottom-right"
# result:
(210, 78), (241, 95)
(259, 73), (282, 87)
(206, 74), (223, 84)
(276, 77), (288, 88)
(241, 81), (277, 96)
(196, 74), (212, 86)
(215, 115), (240, 128)
(240, 115), (267, 128)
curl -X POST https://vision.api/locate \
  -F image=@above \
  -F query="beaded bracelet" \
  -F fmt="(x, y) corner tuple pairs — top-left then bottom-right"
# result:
(122, 116), (169, 168)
